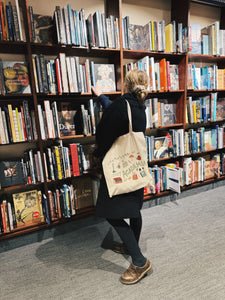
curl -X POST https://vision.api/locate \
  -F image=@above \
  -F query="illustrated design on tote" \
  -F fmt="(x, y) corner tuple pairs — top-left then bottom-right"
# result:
(110, 151), (148, 185)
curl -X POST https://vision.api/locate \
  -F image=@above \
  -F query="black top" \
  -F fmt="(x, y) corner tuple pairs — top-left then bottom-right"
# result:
(94, 93), (147, 219)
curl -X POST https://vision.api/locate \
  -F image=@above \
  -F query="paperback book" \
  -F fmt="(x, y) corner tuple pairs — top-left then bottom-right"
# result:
(2, 61), (31, 94)
(12, 190), (44, 228)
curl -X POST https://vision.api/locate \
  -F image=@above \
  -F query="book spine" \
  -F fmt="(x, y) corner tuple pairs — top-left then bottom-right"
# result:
(59, 53), (69, 93)
(69, 143), (80, 176)
(39, 54), (49, 93)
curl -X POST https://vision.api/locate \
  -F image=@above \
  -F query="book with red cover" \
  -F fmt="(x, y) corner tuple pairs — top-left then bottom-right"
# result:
(159, 58), (167, 91)
(69, 143), (80, 177)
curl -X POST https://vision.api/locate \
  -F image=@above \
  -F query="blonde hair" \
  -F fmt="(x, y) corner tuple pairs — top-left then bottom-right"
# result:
(125, 69), (149, 104)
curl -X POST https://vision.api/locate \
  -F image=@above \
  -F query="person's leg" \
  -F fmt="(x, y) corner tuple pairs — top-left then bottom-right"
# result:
(106, 218), (152, 284)
(106, 218), (146, 267)
(130, 215), (142, 243)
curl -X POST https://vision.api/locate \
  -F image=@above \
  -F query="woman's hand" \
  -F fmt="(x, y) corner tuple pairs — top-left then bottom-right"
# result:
(91, 86), (103, 97)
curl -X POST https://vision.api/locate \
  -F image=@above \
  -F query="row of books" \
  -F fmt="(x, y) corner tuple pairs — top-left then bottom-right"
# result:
(145, 98), (176, 128)
(0, 150), (44, 187)
(0, 0), (23, 42)
(47, 176), (98, 221)
(0, 101), (37, 145)
(145, 129), (185, 162)
(183, 153), (224, 185)
(144, 152), (225, 196)
(186, 94), (224, 124)
(144, 164), (181, 195)
(184, 125), (225, 154)
(33, 53), (116, 94)
(43, 143), (92, 182)
(124, 56), (179, 92)
(0, 190), (45, 233)
(187, 63), (225, 90)
(0, 99), (103, 144)
(38, 100), (102, 140)
(188, 22), (225, 56)
(52, 6), (120, 48)
(0, 175), (100, 233)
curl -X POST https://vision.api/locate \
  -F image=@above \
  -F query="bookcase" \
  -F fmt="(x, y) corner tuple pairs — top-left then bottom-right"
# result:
(0, 0), (225, 240)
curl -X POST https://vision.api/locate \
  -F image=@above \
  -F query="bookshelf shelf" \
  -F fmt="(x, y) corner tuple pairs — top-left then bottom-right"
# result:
(30, 43), (121, 57)
(123, 49), (186, 60)
(0, 182), (43, 193)
(0, 41), (28, 54)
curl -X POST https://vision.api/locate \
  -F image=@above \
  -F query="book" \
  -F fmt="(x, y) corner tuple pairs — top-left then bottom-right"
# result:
(72, 176), (94, 209)
(93, 63), (116, 92)
(2, 61), (31, 94)
(33, 13), (55, 44)
(153, 136), (169, 160)
(12, 190), (44, 228)
(129, 24), (145, 50)
(58, 102), (77, 137)
(162, 101), (176, 126)
(216, 97), (225, 120)
(0, 160), (24, 188)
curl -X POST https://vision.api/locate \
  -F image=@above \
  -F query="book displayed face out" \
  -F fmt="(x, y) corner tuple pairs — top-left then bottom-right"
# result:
(94, 64), (116, 92)
(0, 161), (25, 188)
(2, 61), (31, 94)
(153, 137), (169, 160)
(58, 102), (77, 137)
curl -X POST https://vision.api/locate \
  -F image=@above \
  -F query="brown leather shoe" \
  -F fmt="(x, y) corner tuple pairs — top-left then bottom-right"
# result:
(120, 259), (152, 285)
(112, 242), (129, 255)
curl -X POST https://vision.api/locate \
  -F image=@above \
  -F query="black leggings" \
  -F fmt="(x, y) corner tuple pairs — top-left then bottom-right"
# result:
(106, 216), (146, 267)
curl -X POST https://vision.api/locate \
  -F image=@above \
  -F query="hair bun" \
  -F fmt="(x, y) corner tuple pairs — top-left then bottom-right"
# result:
(133, 85), (146, 92)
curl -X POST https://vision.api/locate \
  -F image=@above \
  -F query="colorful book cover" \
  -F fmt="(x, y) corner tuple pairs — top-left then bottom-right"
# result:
(94, 63), (116, 92)
(216, 97), (225, 120)
(2, 61), (31, 94)
(12, 190), (44, 228)
(204, 130), (211, 151)
(189, 24), (201, 54)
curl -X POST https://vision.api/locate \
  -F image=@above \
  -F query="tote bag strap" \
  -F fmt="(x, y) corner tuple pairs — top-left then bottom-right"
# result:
(125, 100), (133, 133)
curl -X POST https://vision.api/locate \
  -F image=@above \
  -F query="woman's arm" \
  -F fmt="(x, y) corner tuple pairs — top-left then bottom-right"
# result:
(91, 86), (112, 110)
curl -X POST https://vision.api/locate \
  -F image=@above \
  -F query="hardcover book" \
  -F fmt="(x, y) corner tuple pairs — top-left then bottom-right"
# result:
(162, 102), (176, 126)
(153, 136), (169, 160)
(72, 176), (94, 209)
(93, 63), (116, 92)
(0, 160), (24, 188)
(2, 61), (31, 94)
(129, 24), (145, 50)
(58, 102), (77, 137)
(12, 190), (44, 228)
(33, 14), (55, 44)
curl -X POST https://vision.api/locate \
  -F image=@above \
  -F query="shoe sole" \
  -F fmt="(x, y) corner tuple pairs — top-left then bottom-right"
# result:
(120, 262), (153, 285)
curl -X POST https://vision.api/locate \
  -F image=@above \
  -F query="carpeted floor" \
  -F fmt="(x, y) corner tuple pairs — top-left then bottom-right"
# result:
(1, 183), (225, 300)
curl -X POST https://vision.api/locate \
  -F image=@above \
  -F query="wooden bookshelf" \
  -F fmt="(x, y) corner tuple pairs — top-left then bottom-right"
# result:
(0, 0), (225, 239)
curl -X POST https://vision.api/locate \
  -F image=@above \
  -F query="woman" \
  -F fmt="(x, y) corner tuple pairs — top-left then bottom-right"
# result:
(92, 69), (152, 285)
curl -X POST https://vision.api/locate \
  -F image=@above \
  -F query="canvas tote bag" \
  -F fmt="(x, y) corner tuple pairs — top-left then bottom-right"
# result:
(102, 100), (154, 198)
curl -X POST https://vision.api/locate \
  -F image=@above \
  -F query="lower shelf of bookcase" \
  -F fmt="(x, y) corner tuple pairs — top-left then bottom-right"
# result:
(1, 175), (225, 241)
(0, 206), (95, 241)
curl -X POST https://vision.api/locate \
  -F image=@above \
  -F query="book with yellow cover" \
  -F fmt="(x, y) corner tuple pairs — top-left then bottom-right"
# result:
(12, 190), (44, 228)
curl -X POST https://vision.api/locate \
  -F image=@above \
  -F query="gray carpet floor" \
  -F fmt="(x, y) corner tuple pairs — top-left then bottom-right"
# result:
(1, 184), (225, 300)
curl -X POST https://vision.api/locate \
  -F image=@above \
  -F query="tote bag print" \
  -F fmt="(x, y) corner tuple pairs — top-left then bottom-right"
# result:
(103, 100), (153, 197)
